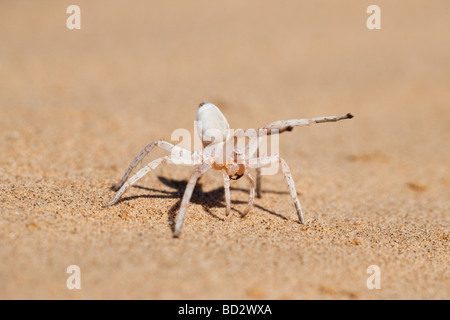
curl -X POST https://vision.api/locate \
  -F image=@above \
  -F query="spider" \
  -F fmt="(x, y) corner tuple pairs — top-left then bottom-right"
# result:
(103, 103), (353, 237)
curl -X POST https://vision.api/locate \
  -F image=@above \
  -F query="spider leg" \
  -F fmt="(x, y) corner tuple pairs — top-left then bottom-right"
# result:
(249, 156), (304, 224)
(261, 113), (353, 135)
(254, 145), (262, 198)
(174, 163), (211, 238)
(103, 156), (170, 208)
(222, 170), (231, 216)
(245, 113), (353, 196)
(112, 140), (192, 191)
(278, 157), (304, 224)
(255, 167), (262, 198)
(243, 170), (255, 215)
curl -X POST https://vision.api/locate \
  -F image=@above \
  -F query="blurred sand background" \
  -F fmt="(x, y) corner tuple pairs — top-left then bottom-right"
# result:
(0, 0), (449, 299)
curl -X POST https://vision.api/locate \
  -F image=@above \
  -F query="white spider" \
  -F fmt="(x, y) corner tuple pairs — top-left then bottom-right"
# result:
(103, 103), (353, 237)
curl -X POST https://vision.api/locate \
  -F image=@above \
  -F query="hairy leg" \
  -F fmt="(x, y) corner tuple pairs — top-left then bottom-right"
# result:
(112, 140), (192, 191)
(261, 113), (353, 135)
(243, 171), (255, 215)
(244, 113), (353, 197)
(255, 167), (262, 198)
(103, 156), (170, 208)
(249, 155), (304, 224)
(222, 170), (231, 216)
(245, 112), (354, 162)
(174, 163), (211, 238)
(279, 157), (304, 224)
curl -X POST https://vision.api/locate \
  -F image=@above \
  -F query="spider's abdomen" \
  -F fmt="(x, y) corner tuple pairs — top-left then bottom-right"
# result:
(197, 103), (230, 147)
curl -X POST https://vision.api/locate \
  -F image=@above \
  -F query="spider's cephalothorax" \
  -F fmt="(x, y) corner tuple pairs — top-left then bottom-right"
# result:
(103, 102), (353, 237)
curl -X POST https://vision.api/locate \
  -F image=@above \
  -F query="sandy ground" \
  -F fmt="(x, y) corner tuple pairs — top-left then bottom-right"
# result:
(0, 1), (449, 299)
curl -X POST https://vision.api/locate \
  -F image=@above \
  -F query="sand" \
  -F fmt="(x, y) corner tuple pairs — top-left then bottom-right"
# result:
(0, 0), (449, 299)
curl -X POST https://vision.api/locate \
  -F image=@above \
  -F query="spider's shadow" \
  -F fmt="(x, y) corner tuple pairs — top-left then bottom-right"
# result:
(112, 176), (290, 232)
